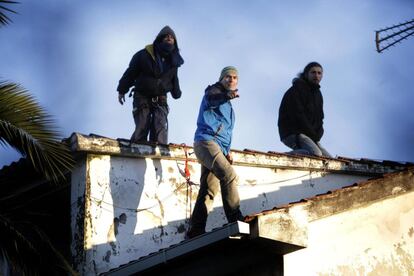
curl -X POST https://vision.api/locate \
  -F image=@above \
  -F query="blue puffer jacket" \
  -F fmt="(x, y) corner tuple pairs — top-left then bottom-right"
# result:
(194, 82), (235, 155)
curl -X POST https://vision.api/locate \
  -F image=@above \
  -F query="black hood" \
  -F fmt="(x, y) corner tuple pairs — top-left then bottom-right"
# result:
(155, 26), (178, 48)
(153, 25), (184, 67)
(292, 77), (320, 91)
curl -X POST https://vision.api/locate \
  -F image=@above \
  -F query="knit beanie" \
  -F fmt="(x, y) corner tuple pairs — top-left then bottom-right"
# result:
(219, 66), (238, 81)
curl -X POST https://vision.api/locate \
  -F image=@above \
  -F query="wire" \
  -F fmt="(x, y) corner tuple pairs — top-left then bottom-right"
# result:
(84, 172), (314, 213)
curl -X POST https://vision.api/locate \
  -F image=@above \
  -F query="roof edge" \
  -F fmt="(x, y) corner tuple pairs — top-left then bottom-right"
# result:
(69, 132), (410, 176)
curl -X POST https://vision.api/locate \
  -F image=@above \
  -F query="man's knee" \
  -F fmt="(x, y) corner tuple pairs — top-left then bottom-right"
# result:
(297, 133), (311, 141)
(213, 158), (237, 183)
(220, 169), (238, 189)
(312, 148), (323, 157)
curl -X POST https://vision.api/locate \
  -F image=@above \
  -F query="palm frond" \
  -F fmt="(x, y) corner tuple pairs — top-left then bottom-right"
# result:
(0, 0), (18, 26)
(0, 215), (77, 275)
(0, 81), (74, 183)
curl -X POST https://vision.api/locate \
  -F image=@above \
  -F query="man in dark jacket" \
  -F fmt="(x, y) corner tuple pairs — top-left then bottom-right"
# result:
(187, 66), (244, 239)
(117, 26), (184, 144)
(278, 62), (331, 157)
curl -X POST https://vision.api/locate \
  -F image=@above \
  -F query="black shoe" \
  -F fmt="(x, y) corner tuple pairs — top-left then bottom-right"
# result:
(228, 211), (245, 223)
(186, 228), (205, 239)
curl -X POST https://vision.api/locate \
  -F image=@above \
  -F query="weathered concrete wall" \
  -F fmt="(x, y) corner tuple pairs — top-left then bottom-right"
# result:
(284, 191), (414, 275)
(71, 153), (370, 275)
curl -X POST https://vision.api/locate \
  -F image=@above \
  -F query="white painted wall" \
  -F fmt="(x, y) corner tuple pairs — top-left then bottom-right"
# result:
(284, 192), (414, 275)
(71, 154), (370, 275)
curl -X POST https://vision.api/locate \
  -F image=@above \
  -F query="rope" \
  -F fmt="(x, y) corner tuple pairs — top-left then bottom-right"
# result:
(181, 143), (194, 222)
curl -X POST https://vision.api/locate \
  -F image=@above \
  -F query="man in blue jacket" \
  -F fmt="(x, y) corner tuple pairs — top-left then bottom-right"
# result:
(117, 26), (184, 144)
(187, 66), (244, 239)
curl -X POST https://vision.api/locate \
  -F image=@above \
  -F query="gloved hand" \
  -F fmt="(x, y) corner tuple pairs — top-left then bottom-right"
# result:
(171, 89), (182, 99)
(118, 93), (126, 105)
(226, 89), (239, 100)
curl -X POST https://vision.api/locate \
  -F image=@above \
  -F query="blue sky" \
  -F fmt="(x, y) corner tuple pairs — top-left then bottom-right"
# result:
(1, 0), (414, 167)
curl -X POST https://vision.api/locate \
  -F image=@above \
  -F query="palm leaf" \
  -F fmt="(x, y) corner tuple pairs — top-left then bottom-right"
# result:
(0, 0), (17, 26)
(0, 215), (77, 275)
(0, 81), (74, 183)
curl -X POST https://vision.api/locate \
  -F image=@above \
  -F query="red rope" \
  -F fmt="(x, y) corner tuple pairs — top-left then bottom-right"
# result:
(181, 143), (191, 181)
(181, 144), (193, 220)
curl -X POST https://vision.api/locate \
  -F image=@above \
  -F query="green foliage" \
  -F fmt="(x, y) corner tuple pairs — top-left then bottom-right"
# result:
(1, 1), (77, 275)
(0, 214), (78, 275)
(0, 0), (17, 26)
(0, 82), (74, 182)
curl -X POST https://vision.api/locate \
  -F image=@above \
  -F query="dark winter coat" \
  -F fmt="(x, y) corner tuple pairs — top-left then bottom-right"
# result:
(278, 78), (324, 142)
(117, 27), (184, 99)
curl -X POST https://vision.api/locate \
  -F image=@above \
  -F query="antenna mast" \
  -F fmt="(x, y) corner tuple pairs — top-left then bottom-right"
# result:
(375, 19), (414, 53)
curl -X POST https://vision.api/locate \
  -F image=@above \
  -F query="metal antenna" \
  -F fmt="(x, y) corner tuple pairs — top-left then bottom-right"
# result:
(375, 19), (414, 53)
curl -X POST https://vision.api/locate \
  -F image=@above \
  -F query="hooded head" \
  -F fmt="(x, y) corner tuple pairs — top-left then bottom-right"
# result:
(154, 26), (178, 49)
(153, 26), (184, 67)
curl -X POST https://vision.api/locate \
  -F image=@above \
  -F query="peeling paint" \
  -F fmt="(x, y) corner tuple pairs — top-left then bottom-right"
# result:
(172, 180), (192, 199)
(188, 164), (196, 173)
(151, 225), (166, 243)
(110, 241), (118, 256)
(319, 249), (413, 276)
(143, 209), (163, 224)
(158, 225), (165, 238)
(391, 186), (405, 194)
(119, 213), (127, 224)
(246, 179), (257, 186)
(103, 251), (111, 263)
(155, 195), (164, 219)
(108, 213), (128, 240)
(261, 193), (269, 208)
(176, 223), (186, 234)
(368, 261), (403, 276)
(394, 241), (414, 272)
(107, 221), (116, 242)
(408, 227), (414, 238)
(92, 260), (97, 275)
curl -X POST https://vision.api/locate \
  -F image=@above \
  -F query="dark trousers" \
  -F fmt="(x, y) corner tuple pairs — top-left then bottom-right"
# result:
(131, 95), (169, 144)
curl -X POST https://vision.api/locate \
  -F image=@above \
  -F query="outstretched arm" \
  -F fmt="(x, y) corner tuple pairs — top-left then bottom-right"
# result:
(205, 86), (239, 107)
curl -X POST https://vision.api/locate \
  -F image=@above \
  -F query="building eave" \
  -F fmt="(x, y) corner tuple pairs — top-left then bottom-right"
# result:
(69, 132), (410, 176)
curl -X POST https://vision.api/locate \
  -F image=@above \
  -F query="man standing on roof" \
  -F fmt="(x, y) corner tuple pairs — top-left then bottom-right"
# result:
(117, 26), (184, 144)
(278, 61), (332, 157)
(187, 66), (244, 239)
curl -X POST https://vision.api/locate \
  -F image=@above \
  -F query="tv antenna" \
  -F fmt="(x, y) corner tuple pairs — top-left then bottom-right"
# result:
(375, 18), (414, 53)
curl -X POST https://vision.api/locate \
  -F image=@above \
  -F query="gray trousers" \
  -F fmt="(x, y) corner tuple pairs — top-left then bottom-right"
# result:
(131, 96), (169, 144)
(190, 140), (243, 231)
(282, 133), (332, 157)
